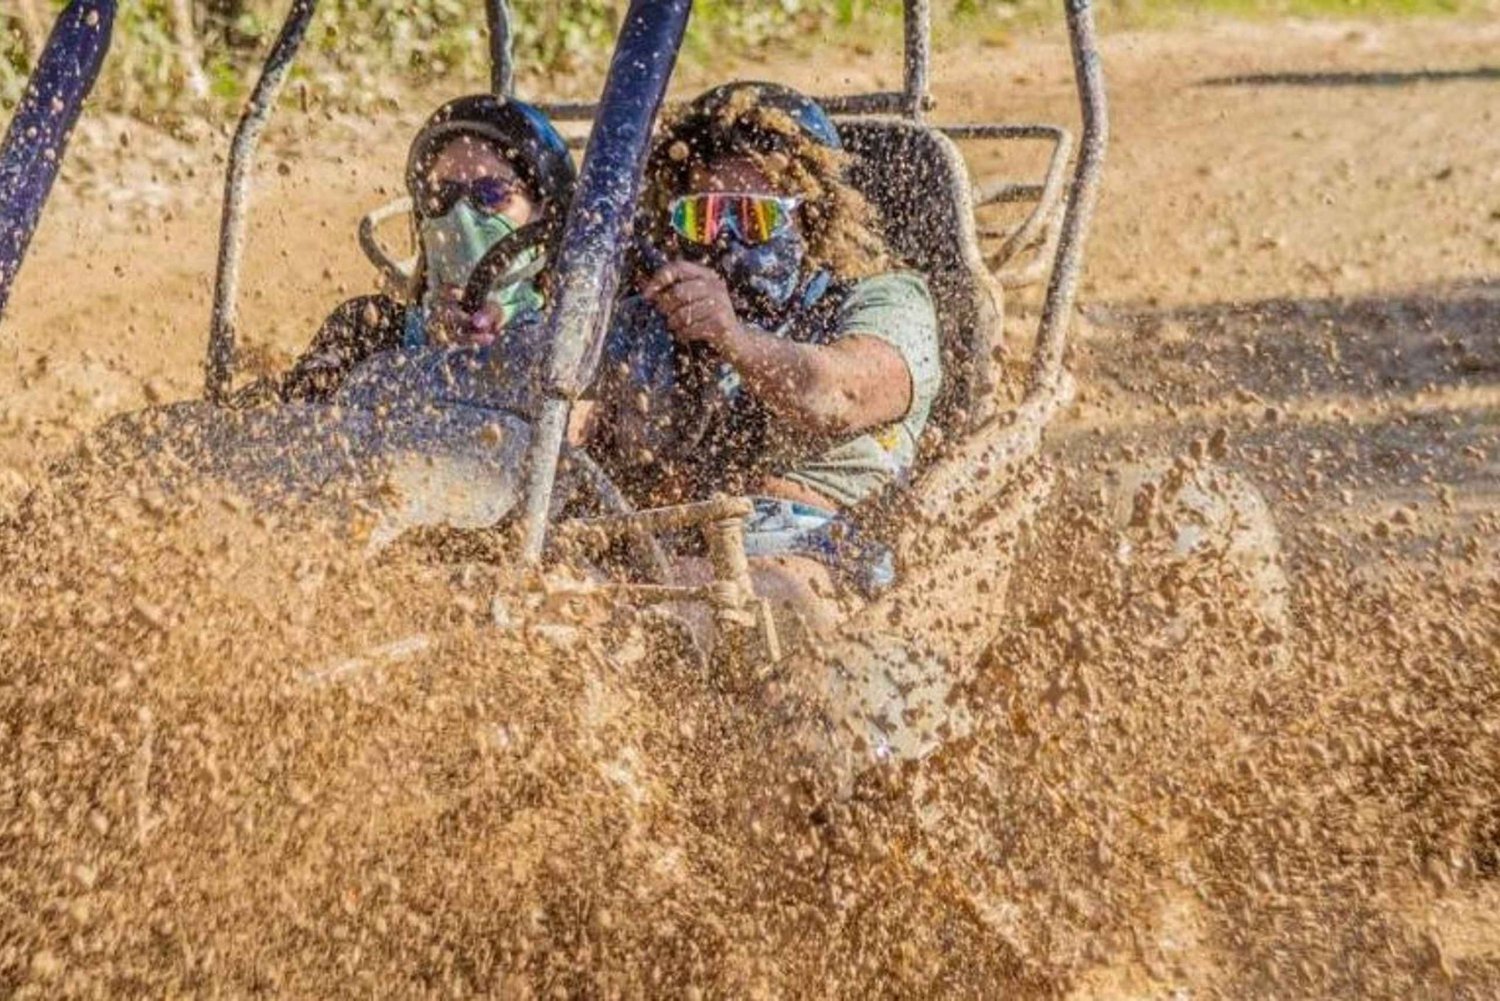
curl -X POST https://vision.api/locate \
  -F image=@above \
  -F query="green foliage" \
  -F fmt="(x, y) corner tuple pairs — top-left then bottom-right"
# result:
(0, 1), (900, 116)
(0, 0), (1479, 119)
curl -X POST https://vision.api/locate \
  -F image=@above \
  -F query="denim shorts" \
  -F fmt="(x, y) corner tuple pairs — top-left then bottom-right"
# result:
(741, 497), (895, 598)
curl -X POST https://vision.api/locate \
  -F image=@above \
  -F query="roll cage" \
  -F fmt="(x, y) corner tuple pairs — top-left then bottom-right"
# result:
(0, 0), (1107, 661)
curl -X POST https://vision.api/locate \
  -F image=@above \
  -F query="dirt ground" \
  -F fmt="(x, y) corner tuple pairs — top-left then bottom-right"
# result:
(0, 15), (1497, 999)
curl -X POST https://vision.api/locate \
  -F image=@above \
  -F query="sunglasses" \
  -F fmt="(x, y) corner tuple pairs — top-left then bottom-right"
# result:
(415, 175), (525, 219)
(669, 192), (802, 246)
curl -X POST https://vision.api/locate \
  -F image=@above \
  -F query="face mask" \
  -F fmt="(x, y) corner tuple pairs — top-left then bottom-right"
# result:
(419, 200), (544, 333)
(697, 224), (807, 328)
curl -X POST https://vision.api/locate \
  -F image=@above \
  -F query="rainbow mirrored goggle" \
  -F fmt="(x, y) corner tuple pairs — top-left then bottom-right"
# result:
(668, 193), (802, 246)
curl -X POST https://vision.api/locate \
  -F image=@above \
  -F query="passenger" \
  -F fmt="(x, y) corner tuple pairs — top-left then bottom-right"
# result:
(588, 82), (942, 637)
(256, 95), (576, 405)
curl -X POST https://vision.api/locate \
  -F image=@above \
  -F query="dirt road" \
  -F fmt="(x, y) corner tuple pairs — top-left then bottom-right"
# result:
(0, 15), (1496, 998)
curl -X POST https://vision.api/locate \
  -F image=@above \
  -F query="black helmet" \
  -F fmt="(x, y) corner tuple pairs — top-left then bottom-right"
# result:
(662, 81), (843, 163)
(406, 94), (576, 226)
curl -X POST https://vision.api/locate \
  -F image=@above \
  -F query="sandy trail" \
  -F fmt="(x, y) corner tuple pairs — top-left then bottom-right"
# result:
(0, 15), (1497, 998)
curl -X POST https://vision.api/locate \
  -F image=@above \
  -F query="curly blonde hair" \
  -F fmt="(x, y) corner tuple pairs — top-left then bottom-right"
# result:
(642, 85), (892, 280)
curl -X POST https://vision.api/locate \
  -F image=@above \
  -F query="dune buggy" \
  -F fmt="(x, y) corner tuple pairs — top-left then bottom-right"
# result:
(1, 0), (1253, 782)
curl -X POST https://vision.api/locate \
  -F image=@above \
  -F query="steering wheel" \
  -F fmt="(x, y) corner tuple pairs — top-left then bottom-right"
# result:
(460, 218), (559, 314)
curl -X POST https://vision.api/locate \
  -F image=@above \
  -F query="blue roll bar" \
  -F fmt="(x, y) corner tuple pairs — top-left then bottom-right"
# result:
(515, 0), (695, 562)
(0, 0), (116, 322)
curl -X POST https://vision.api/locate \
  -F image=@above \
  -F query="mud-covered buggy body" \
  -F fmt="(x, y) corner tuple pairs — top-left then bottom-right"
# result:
(0, 0), (1287, 786)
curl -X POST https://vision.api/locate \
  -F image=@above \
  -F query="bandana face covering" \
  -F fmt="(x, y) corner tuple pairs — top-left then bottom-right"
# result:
(702, 223), (808, 328)
(419, 200), (544, 339)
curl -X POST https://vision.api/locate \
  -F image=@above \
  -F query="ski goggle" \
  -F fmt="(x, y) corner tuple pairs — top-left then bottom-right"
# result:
(668, 192), (802, 246)
(415, 175), (526, 219)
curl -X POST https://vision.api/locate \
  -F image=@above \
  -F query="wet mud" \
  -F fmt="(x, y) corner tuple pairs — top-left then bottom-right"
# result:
(1, 16), (1498, 999)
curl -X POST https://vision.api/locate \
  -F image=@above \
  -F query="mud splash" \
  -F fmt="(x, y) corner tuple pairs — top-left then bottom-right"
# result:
(3, 15), (1500, 999)
(2, 427), (1493, 997)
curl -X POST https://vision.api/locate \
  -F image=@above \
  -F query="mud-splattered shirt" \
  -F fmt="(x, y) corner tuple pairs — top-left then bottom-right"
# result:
(594, 271), (942, 509)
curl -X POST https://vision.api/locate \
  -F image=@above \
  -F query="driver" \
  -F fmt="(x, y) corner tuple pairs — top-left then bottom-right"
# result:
(260, 94), (576, 404)
(587, 83), (942, 635)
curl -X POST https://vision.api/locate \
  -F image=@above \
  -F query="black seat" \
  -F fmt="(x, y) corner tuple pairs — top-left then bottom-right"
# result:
(838, 118), (1003, 433)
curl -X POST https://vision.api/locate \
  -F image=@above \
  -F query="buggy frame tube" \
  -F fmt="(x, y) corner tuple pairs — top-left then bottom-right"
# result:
(357, 195), (417, 291)
(903, 0), (931, 119)
(941, 123), (1073, 287)
(486, 0), (515, 97)
(1028, 0), (1108, 396)
(517, 0), (694, 562)
(0, 0), (117, 321)
(206, 0), (317, 403)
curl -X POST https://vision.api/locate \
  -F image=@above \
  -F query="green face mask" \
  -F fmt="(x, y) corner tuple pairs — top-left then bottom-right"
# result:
(419, 200), (544, 329)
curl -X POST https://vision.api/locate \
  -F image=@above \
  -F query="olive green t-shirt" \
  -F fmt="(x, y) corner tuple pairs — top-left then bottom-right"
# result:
(776, 271), (942, 507)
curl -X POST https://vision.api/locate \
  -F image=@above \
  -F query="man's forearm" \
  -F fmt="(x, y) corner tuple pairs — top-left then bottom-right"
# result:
(712, 322), (847, 435)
